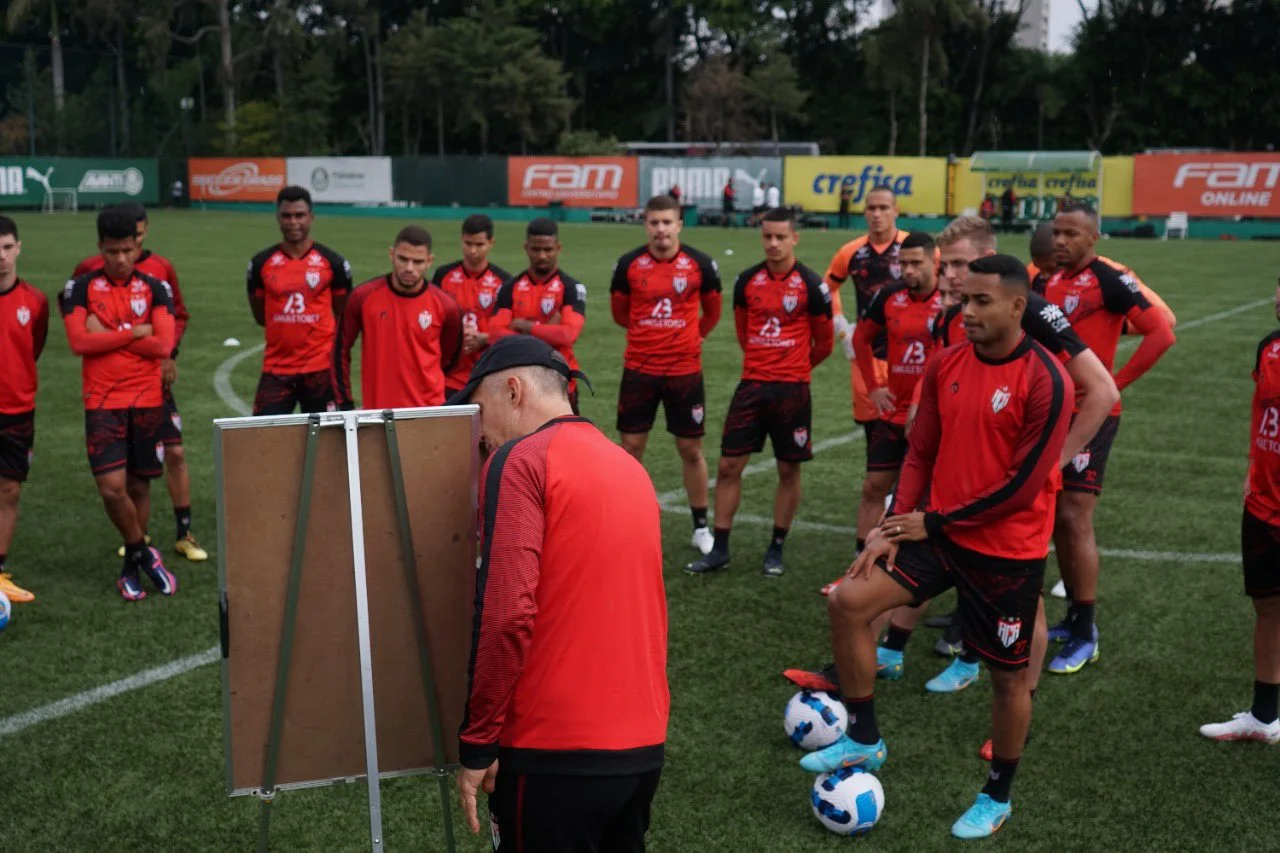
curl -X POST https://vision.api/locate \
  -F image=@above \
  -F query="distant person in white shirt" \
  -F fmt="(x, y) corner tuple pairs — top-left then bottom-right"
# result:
(766, 183), (781, 209)
(751, 184), (766, 220)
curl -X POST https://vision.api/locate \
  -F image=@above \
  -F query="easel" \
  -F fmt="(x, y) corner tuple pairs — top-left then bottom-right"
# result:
(216, 408), (477, 852)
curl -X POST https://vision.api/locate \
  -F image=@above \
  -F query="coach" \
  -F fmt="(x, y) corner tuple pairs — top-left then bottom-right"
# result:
(449, 336), (670, 852)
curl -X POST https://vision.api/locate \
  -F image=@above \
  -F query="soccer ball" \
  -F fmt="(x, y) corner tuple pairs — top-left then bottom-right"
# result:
(810, 766), (884, 836)
(0, 589), (10, 632)
(784, 690), (848, 750)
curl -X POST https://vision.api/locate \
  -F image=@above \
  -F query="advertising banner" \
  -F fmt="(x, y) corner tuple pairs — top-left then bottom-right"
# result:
(286, 157), (394, 204)
(0, 157), (158, 206)
(507, 156), (638, 208)
(189, 158), (287, 202)
(639, 157), (783, 210)
(955, 166), (1102, 220)
(783, 156), (947, 215)
(1133, 153), (1280, 218)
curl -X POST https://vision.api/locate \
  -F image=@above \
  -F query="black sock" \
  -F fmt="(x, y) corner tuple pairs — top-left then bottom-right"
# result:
(770, 526), (789, 551)
(982, 754), (1020, 803)
(882, 625), (912, 652)
(1252, 680), (1280, 724)
(0, 552), (6, 572)
(691, 507), (708, 530)
(843, 694), (881, 744)
(712, 527), (731, 554)
(1062, 582), (1074, 602)
(175, 505), (192, 539)
(959, 648), (979, 665)
(123, 540), (147, 573)
(1071, 601), (1096, 639)
(856, 537), (866, 554)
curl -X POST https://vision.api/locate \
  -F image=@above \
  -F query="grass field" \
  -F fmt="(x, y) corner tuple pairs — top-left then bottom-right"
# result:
(2, 209), (1278, 852)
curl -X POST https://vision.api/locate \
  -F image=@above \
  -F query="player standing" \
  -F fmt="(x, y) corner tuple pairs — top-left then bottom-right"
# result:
(489, 218), (587, 413)
(686, 208), (833, 577)
(333, 226), (463, 409)
(1041, 203), (1175, 675)
(432, 215), (510, 398)
(1200, 286), (1280, 745)
(246, 186), (353, 415)
(0, 216), (47, 604)
(611, 195), (723, 555)
(803, 256), (1072, 839)
(61, 208), (178, 600)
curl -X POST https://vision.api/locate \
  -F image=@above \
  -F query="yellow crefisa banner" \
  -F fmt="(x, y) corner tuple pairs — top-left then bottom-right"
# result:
(952, 158), (1134, 218)
(784, 156), (948, 215)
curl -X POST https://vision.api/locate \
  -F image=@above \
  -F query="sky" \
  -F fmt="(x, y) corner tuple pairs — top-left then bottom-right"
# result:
(1049, 0), (1095, 54)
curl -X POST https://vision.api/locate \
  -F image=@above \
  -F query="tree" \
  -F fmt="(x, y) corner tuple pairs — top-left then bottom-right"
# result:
(745, 52), (808, 154)
(889, 0), (979, 156)
(862, 20), (914, 155)
(682, 57), (758, 144)
(5, 0), (68, 152)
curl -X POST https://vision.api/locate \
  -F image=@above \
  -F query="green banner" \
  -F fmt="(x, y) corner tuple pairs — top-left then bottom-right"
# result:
(0, 157), (160, 207)
(391, 157), (507, 207)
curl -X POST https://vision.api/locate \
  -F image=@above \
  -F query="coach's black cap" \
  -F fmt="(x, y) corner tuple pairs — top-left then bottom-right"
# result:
(447, 335), (593, 405)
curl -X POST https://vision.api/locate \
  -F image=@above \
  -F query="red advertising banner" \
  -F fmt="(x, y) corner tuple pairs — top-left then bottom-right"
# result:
(189, 158), (288, 202)
(1133, 153), (1280, 218)
(507, 157), (638, 208)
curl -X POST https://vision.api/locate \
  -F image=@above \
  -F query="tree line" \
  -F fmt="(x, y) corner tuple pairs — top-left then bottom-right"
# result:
(2, 0), (1276, 160)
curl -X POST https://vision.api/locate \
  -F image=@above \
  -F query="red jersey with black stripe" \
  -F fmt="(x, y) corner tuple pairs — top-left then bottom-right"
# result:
(1247, 330), (1280, 525)
(0, 279), (49, 414)
(431, 261), (510, 389)
(732, 261), (834, 383)
(893, 336), (1073, 560)
(854, 283), (941, 425)
(60, 270), (175, 410)
(459, 416), (668, 774)
(75, 250), (188, 358)
(489, 269), (587, 373)
(247, 242), (353, 375)
(332, 276), (463, 410)
(609, 245), (722, 376)
(934, 293), (1087, 362)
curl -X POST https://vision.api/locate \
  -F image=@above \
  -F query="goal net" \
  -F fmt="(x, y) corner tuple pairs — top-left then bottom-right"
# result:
(42, 188), (78, 213)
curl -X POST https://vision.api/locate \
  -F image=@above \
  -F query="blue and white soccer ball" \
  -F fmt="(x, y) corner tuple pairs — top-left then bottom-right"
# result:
(784, 690), (848, 750)
(811, 766), (884, 836)
(0, 589), (11, 632)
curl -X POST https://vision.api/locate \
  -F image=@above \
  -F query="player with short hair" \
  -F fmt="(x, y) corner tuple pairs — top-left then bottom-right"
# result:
(489, 218), (588, 413)
(74, 203), (206, 563)
(0, 215), (48, 604)
(687, 208), (833, 577)
(61, 208), (178, 600)
(1027, 223), (1056, 294)
(612, 195), (723, 555)
(1042, 202), (1176, 675)
(333, 226), (463, 409)
(802, 255), (1073, 839)
(1200, 280), (1280, 745)
(432, 214), (510, 398)
(246, 186), (353, 415)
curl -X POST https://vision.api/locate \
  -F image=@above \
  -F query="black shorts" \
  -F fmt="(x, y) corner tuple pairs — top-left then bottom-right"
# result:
(85, 407), (165, 479)
(0, 410), (35, 482)
(252, 370), (335, 416)
(617, 369), (706, 438)
(720, 381), (812, 463)
(880, 538), (1044, 670)
(1241, 508), (1280, 600)
(865, 420), (909, 473)
(1062, 414), (1120, 494)
(158, 387), (183, 446)
(489, 769), (661, 853)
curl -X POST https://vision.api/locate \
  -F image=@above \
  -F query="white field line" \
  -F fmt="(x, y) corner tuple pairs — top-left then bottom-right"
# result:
(0, 294), (1262, 739)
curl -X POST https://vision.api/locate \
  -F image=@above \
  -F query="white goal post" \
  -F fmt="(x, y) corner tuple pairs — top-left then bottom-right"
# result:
(42, 188), (78, 213)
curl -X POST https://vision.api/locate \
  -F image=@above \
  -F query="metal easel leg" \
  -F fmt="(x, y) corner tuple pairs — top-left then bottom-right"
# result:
(383, 412), (457, 853)
(256, 415), (323, 853)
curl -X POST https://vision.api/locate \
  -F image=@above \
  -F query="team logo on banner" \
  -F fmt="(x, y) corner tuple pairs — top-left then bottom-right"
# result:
(540, 296), (557, 316)
(130, 297), (148, 317)
(990, 386), (1011, 414)
(1071, 451), (1091, 473)
(997, 617), (1022, 648)
(691, 404), (704, 425)
(305, 270), (321, 289)
(16, 306), (30, 326)
(1063, 294), (1079, 315)
(418, 310), (432, 330)
(782, 293), (798, 313)
(793, 427), (808, 447)
(672, 276), (688, 294)
(479, 291), (494, 309)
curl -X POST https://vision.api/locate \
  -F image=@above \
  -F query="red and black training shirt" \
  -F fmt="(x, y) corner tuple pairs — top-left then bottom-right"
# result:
(853, 283), (941, 425)
(0, 279), (49, 415)
(75, 250), (188, 359)
(431, 261), (510, 391)
(246, 242), (353, 375)
(609, 244), (722, 376)
(489, 268), (587, 374)
(732, 260), (834, 384)
(1247, 330), (1280, 526)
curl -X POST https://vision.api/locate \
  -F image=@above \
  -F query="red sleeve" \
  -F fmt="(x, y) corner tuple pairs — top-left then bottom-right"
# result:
(734, 305), (748, 350)
(530, 308), (583, 347)
(489, 308), (514, 341)
(852, 319), (884, 390)
(163, 260), (189, 357)
(891, 357), (942, 514)
(924, 353), (1071, 535)
(63, 310), (134, 355)
(459, 442), (546, 769)
(331, 287), (365, 409)
(810, 313), (833, 366)
(1113, 307), (1175, 391)
(32, 290), (49, 361)
(125, 307), (175, 359)
(699, 291), (722, 338)
(439, 290), (463, 374)
(611, 291), (630, 328)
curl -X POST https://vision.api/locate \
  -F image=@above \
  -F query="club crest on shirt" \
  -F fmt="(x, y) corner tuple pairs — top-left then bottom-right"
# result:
(889, 262), (902, 279)
(130, 297), (148, 317)
(691, 404), (704, 425)
(305, 270), (321, 289)
(479, 291), (494, 309)
(1071, 450), (1091, 473)
(1063, 294), (1080, 315)
(540, 296), (557, 316)
(418, 310), (433, 330)
(16, 306), (30, 326)
(673, 276), (688, 295)
(793, 427), (808, 447)
(782, 293), (798, 313)
(997, 617), (1022, 648)
(991, 385), (1011, 414)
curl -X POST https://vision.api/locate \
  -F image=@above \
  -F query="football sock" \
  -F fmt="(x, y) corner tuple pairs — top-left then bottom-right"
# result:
(882, 625), (912, 652)
(1071, 601), (1096, 640)
(959, 648), (979, 665)
(843, 694), (880, 744)
(983, 755), (1020, 803)
(712, 527), (731, 554)
(0, 552), (6, 572)
(770, 526), (789, 551)
(1062, 582), (1074, 602)
(1252, 680), (1279, 724)
(691, 507), (709, 530)
(123, 540), (148, 573)
(175, 505), (192, 540)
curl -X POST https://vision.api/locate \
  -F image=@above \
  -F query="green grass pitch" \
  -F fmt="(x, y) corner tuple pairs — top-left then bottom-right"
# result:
(1, 209), (1278, 851)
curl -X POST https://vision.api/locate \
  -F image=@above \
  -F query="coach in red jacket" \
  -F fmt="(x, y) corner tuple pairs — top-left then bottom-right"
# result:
(449, 336), (670, 852)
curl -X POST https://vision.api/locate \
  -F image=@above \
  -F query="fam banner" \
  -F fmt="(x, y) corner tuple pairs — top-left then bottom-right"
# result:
(1133, 153), (1280, 218)
(639, 157), (783, 210)
(189, 158), (287, 202)
(507, 157), (639, 208)
(783, 156), (947, 215)
(0, 157), (158, 207)
(286, 157), (394, 204)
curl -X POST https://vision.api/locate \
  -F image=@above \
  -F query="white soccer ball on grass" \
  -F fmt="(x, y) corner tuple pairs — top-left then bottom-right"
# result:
(811, 767), (884, 836)
(783, 689), (847, 750)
